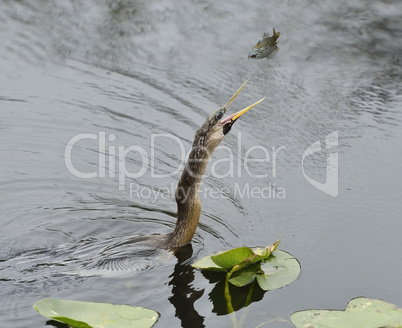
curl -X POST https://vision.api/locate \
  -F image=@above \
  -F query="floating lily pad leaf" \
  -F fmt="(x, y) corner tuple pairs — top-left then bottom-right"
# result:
(253, 239), (280, 257)
(191, 254), (227, 271)
(346, 297), (402, 313)
(228, 262), (261, 287)
(192, 243), (300, 291)
(228, 271), (257, 287)
(33, 298), (159, 328)
(194, 240), (280, 273)
(250, 239), (280, 265)
(291, 297), (402, 328)
(256, 250), (300, 291)
(291, 310), (391, 328)
(211, 247), (254, 271)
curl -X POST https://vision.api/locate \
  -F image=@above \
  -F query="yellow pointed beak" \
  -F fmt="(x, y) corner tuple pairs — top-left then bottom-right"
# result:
(222, 79), (250, 110)
(230, 97), (265, 122)
(220, 79), (265, 124)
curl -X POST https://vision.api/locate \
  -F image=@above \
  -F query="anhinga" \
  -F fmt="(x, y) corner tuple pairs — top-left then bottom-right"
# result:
(154, 80), (265, 252)
(77, 80), (264, 274)
(12, 81), (264, 276)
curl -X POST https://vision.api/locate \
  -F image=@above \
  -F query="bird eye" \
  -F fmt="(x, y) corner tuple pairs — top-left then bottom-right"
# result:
(216, 111), (224, 120)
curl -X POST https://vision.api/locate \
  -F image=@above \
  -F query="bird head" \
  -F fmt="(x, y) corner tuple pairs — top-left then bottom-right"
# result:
(193, 79), (265, 155)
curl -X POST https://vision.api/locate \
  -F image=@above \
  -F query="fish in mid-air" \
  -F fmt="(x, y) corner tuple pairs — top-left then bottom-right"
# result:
(248, 28), (280, 59)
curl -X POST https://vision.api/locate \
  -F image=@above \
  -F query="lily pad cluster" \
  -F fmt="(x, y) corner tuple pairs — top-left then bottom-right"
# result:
(33, 242), (402, 328)
(192, 240), (301, 291)
(291, 297), (402, 328)
(33, 298), (159, 328)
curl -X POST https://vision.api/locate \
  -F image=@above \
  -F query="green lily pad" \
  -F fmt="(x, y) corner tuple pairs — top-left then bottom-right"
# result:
(256, 249), (300, 291)
(346, 297), (401, 313)
(291, 297), (402, 328)
(253, 240), (280, 258)
(191, 254), (227, 271)
(193, 240), (280, 273)
(211, 247), (254, 271)
(228, 271), (257, 287)
(228, 262), (261, 287)
(192, 241), (300, 291)
(33, 298), (159, 328)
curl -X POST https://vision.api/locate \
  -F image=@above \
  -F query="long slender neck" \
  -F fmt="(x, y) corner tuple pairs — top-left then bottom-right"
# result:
(168, 146), (211, 249)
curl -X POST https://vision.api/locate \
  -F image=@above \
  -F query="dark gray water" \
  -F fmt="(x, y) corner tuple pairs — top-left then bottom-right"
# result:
(1, 0), (402, 327)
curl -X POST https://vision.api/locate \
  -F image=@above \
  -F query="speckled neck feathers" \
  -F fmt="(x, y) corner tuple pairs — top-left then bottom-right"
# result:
(167, 113), (225, 250)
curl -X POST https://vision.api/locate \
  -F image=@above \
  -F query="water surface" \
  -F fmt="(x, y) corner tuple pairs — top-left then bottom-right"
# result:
(1, 0), (402, 327)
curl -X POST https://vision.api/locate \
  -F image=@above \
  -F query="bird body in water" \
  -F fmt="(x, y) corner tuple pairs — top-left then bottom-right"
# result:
(9, 81), (264, 277)
(73, 80), (264, 275)
(141, 80), (265, 252)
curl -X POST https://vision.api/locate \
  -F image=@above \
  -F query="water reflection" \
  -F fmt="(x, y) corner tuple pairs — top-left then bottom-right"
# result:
(2, 242), (207, 328)
(168, 245), (267, 327)
(45, 320), (69, 328)
(204, 273), (265, 316)
(2, 238), (268, 327)
(169, 244), (205, 328)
